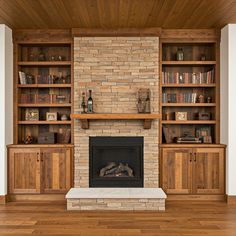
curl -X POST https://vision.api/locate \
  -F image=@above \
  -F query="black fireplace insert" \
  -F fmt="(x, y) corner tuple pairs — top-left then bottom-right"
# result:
(89, 137), (144, 187)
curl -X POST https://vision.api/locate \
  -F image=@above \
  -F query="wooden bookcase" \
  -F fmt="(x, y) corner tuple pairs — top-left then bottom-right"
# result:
(15, 43), (73, 145)
(160, 41), (219, 145)
(159, 31), (225, 200)
(7, 30), (74, 199)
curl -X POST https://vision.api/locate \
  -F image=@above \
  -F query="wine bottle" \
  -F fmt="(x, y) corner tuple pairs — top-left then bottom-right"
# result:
(81, 92), (86, 113)
(87, 90), (93, 113)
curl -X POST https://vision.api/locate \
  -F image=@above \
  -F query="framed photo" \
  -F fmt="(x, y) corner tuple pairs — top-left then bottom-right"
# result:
(46, 112), (57, 121)
(175, 112), (187, 121)
(196, 126), (212, 143)
(25, 108), (39, 121)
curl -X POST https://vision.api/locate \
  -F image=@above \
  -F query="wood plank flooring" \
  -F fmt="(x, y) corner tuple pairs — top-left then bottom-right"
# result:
(0, 201), (236, 235)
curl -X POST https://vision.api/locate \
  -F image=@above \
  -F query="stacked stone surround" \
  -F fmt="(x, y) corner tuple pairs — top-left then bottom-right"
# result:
(74, 36), (159, 188)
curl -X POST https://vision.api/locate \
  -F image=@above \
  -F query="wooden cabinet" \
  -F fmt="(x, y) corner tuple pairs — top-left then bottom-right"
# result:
(8, 148), (41, 194)
(8, 146), (72, 194)
(41, 148), (71, 193)
(161, 148), (192, 194)
(194, 148), (225, 194)
(160, 146), (225, 195)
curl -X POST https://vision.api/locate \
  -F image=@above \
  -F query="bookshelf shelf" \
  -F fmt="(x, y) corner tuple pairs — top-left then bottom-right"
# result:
(18, 103), (72, 107)
(18, 84), (71, 88)
(161, 120), (216, 125)
(162, 103), (216, 107)
(161, 61), (216, 65)
(18, 61), (71, 66)
(161, 84), (216, 88)
(18, 121), (71, 125)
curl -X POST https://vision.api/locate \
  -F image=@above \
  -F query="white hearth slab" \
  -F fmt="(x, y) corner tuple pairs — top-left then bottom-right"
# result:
(66, 188), (166, 211)
(66, 188), (166, 199)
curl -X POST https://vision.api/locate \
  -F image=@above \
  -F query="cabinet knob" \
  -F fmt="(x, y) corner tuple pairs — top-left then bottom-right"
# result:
(37, 153), (40, 162)
(190, 153), (192, 162)
(194, 153), (197, 162)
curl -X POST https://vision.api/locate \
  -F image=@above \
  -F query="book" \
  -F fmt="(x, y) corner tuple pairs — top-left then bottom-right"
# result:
(19, 71), (26, 84)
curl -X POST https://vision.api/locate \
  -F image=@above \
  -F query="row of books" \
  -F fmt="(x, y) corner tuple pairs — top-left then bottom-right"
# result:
(162, 92), (198, 103)
(162, 69), (214, 84)
(19, 71), (71, 84)
(19, 94), (71, 104)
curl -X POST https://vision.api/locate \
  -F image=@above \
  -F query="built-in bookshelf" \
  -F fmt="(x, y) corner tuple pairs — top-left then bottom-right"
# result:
(160, 42), (219, 144)
(15, 43), (73, 144)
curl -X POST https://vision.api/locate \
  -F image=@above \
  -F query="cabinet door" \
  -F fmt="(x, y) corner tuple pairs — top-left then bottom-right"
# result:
(41, 148), (71, 193)
(8, 148), (41, 194)
(161, 148), (192, 194)
(193, 148), (225, 194)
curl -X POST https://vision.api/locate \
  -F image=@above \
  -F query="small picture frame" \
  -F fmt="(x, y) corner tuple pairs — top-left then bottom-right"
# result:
(25, 108), (39, 121)
(46, 112), (57, 121)
(175, 112), (187, 121)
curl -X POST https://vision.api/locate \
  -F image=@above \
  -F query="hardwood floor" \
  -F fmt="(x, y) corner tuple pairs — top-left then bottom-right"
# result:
(0, 201), (236, 235)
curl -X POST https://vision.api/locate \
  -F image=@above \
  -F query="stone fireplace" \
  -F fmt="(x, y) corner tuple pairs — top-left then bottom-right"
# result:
(89, 136), (144, 187)
(73, 36), (159, 188)
(66, 36), (167, 211)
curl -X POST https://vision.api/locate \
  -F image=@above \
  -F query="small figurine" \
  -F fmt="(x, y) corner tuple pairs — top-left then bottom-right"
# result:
(207, 97), (212, 103)
(24, 135), (34, 144)
(198, 95), (204, 103)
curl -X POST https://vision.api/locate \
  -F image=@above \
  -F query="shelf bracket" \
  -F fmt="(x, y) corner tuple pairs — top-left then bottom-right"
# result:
(81, 119), (89, 129)
(143, 119), (152, 129)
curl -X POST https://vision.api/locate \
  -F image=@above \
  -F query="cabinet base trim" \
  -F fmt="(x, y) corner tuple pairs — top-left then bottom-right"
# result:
(8, 194), (66, 202)
(166, 194), (225, 201)
(0, 195), (8, 204)
(226, 195), (236, 204)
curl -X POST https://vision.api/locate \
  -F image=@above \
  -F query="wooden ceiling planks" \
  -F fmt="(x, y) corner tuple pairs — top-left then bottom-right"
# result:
(0, 0), (236, 29)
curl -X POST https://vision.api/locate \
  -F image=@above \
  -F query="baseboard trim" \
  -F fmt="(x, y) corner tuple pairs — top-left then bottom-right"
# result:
(226, 195), (236, 204)
(0, 195), (8, 204)
(166, 194), (225, 201)
(8, 194), (66, 202)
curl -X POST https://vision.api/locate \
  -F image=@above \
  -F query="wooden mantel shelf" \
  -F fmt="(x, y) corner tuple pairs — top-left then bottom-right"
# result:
(70, 113), (160, 129)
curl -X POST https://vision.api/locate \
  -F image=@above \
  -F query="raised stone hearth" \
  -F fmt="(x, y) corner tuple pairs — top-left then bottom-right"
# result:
(66, 188), (166, 211)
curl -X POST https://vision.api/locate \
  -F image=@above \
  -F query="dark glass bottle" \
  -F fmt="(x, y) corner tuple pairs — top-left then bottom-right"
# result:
(87, 90), (93, 113)
(81, 92), (86, 113)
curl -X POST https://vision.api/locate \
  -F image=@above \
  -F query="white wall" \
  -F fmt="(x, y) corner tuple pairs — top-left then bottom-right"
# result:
(0, 25), (13, 196)
(221, 24), (236, 196)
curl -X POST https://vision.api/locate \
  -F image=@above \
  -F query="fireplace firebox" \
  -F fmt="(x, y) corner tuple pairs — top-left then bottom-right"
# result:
(89, 137), (144, 187)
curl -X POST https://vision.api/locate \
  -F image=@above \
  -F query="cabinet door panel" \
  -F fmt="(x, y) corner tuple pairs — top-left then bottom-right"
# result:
(41, 148), (71, 193)
(161, 148), (192, 194)
(194, 148), (224, 194)
(8, 148), (40, 194)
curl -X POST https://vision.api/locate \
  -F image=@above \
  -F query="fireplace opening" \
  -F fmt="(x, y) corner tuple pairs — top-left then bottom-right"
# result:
(89, 137), (144, 187)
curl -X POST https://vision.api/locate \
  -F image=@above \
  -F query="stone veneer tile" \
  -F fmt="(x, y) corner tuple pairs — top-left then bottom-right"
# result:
(74, 37), (159, 188)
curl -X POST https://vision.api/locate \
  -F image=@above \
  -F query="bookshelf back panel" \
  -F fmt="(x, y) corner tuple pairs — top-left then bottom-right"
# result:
(162, 43), (215, 61)
(162, 107), (215, 121)
(162, 124), (215, 144)
(18, 124), (71, 144)
(19, 107), (71, 121)
(18, 66), (71, 84)
(162, 87), (215, 103)
(19, 45), (71, 62)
